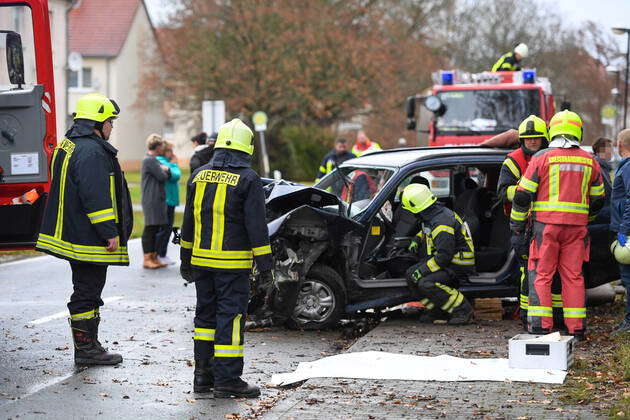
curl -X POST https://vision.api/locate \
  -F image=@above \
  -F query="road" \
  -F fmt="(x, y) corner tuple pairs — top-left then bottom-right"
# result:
(0, 239), (347, 419)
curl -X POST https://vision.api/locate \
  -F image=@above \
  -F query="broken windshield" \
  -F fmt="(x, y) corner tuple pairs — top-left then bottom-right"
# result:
(314, 166), (395, 217)
(436, 89), (540, 135)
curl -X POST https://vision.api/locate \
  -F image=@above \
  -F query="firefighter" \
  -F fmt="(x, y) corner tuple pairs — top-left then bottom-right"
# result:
(352, 130), (382, 157)
(315, 138), (355, 182)
(491, 43), (528, 72)
(401, 184), (476, 325)
(510, 110), (605, 339)
(496, 115), (565, 329)
(180, 118), (272, 398)
(35, 93), (132, 365)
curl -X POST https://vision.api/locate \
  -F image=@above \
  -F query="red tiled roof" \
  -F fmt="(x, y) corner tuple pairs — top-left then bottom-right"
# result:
(69, 0), (143, 57)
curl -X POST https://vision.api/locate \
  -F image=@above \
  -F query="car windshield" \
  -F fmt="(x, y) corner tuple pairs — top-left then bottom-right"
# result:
(314, 165), (395, 217)
(436, 89), (540, 135)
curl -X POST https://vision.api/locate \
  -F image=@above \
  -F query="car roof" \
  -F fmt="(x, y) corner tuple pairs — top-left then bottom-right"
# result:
(343, 146), (510, 169)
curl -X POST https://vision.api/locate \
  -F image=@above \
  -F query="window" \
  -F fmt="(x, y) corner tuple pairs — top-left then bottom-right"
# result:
(68, 67), (92, 89)
(0, 5), (36, 90)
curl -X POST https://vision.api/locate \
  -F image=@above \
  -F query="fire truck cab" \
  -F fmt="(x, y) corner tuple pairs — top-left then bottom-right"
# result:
(406, 69), (555, 146)
(0, 0), (56, 250)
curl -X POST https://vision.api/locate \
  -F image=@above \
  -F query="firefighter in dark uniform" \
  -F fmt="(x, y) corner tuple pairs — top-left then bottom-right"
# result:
(180, 118), (272, 398)
(402, 184), (476, 324)
(492, 43), (528, 72)
(36, 93), (132, 365)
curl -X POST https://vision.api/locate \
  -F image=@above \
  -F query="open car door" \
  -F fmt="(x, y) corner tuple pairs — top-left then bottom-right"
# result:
(0, 0), (56, 250)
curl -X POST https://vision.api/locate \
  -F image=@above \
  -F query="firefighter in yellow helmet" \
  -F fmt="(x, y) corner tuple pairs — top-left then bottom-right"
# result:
(492, 43), (528, 72)
(401, 184), (476, 324)
(36, 93), (132, 365)
(180, 118), (272, 398)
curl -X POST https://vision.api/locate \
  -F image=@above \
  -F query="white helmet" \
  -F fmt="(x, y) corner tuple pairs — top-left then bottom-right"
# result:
(611, 240), (630, 265)
(514, 43), (528, 58)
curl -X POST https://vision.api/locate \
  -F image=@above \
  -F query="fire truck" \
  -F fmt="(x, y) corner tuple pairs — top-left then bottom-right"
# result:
(0, 0), (56, 250)
(405, 69), (555, 146)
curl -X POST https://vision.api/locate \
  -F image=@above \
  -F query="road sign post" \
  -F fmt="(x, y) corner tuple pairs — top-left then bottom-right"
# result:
(252, 111), (270, 177)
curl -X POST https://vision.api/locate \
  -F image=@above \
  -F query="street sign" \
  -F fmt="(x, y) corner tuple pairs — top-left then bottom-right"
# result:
(601, 104), (617, 126)
(202, 100), (225, 135)
(252, 111), (268, 132)
(68, 52), (82, 72)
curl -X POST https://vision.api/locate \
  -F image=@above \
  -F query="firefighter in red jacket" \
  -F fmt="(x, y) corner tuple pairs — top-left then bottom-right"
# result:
(510, 111), (605, 339)
(497, 115), (564, 328)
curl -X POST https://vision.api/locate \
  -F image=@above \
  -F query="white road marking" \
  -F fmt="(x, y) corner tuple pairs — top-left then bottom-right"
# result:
(29, 296), (124, 325)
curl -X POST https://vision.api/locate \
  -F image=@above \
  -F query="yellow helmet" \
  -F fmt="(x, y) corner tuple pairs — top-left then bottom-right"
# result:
(548, 110), (583, 142)
(518, 115), (548, 140)
(611, 240), (630, 265)
(74, 93), (120, 122)
(215, 118), (255, 155)
(401, 183), (437, 214)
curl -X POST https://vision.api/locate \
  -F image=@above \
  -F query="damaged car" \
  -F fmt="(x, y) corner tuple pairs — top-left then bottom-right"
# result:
(251, 146), (617, 330)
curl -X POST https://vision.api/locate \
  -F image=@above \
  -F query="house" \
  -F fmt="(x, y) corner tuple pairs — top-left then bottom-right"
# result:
(68, 0), (165, 168)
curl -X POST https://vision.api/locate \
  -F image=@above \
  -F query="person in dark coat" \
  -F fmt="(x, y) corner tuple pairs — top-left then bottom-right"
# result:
(189, 132), (217, 175)
(141, 134), (170, 269)
(36, 93), (132, 365)
(590, 137), (613, 229)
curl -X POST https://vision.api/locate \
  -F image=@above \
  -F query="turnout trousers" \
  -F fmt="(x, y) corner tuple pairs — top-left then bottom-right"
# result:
(193, 268), (249, 386)
(528, 221), (588, 334)
(67, 262), (108, 321)
(411, 269), (466, 314)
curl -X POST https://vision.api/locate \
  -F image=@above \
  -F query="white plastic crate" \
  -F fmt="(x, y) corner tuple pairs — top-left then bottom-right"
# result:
(508, 333), (575, 371)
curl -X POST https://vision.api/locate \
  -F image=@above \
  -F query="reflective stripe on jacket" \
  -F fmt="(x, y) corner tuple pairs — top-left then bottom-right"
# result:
(180, 148), (272, 272)
(36, 121), (133, 265)
(497, 147), (530, 215)
(491, 52), (520, 72)
(351, 141), (382, 157)
(315, 150), (355, 182)
(511, 147), (604, 227)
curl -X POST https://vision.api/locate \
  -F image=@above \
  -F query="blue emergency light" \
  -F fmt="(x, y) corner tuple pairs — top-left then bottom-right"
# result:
(441, 71), (454, 85)
(523, 69), (536, 84)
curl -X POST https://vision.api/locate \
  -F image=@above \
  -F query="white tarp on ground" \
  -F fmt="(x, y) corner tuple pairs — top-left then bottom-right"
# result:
(270, 351), (567, 386)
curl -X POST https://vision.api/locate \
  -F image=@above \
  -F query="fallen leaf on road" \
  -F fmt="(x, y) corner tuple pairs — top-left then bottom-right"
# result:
(54, 346), (69, 351)
(99, 393), (110, 398)
(186, 398), (196, 403)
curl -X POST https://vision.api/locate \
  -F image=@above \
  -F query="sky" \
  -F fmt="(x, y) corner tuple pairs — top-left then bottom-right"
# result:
(144, 0), (630, 50)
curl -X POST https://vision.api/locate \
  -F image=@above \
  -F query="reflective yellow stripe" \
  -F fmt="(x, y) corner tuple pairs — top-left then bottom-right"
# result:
(193, 327), (215, 341)
(426, 257), (440, 272)
(510, 208), (528, 221)
(55, 152), (72, 239)
(520, 293), (529, 310)
(563, 307), (586, 318)
(589, 183), (604, 196)
(431, 225), (454, 237)
(435, 282), (463, 313)
(232, 314), (242, 346)
(532, 201), (589, 214)
(507, 185), (517, 202)
(580, 165), (592, 205)
(193, 182), (206, 249)
(191, 256), (253, 269)
(214, 344), (244, 358)
(37, 233), (127, 253)
(211, 184), (227, 250)
(504, 158), (520, 178)
(527, 306), (552, 317)
(70, 309), (96, 321)
(451, 256), (475, 266)
(194, 248), (253, 259)
(519, 176), (538, 193)
(180, 239), (192, 249)
(252, 244), (272, 256)
(549, 164), (560, 203)
(36, 240), (129, 264)
(110, 174), (119, 223)
(87, 208), (115, 224)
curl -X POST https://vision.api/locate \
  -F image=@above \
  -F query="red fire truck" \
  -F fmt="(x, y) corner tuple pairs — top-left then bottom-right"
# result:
(0, 0), (56, 250)
(406, 69), (555, 146)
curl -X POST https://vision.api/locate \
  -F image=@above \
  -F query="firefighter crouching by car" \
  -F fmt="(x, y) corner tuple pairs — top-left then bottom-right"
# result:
(180, 118), (272, 398)
(510, 110), (605, 340)
(497, 115), (564, 329)
(35, 93), (132, 365)
(401, 184), (476, 325)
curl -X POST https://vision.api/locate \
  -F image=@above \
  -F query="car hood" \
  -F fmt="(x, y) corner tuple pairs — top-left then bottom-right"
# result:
(265, 182), (342, 217)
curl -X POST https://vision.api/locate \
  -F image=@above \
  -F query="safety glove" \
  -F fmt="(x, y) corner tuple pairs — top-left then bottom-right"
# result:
(180, 263), (192, 282)
(408, 239), (419, 253)
(405, 263), (423, 284)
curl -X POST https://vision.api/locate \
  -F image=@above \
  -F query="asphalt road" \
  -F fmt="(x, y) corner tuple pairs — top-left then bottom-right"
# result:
(0, 239), (346, 419)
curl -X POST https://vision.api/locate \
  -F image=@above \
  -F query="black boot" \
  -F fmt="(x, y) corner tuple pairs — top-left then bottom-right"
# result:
(448, 298), (474, 325)
(193, 340), (214, 393)
(70, 316), (122, 365)
(214, 378), (261, 399)
(418, 308), (448, 324)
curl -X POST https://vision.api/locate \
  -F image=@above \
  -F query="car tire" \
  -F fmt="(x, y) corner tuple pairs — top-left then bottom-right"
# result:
(286, 264), (345, 330)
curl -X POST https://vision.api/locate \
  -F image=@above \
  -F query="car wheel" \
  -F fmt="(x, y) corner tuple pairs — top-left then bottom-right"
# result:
(286, 264), (345, 330)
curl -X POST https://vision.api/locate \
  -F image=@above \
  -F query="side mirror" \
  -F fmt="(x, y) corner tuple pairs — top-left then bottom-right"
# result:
(5, 31), (25, 87)
(405, 96), (416, 118)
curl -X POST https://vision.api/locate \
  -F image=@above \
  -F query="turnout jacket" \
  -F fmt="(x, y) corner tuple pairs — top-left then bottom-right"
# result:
(315, 149), (355, 181)
(491, 51), (520, 72)
(180, 149), (272, 273)
(411, 203), (475, 277)
(497, 147), (531, 213)
(36, 121), (133, 265)
(511, 145), (605, 231)
(610, 157), (630, 235)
